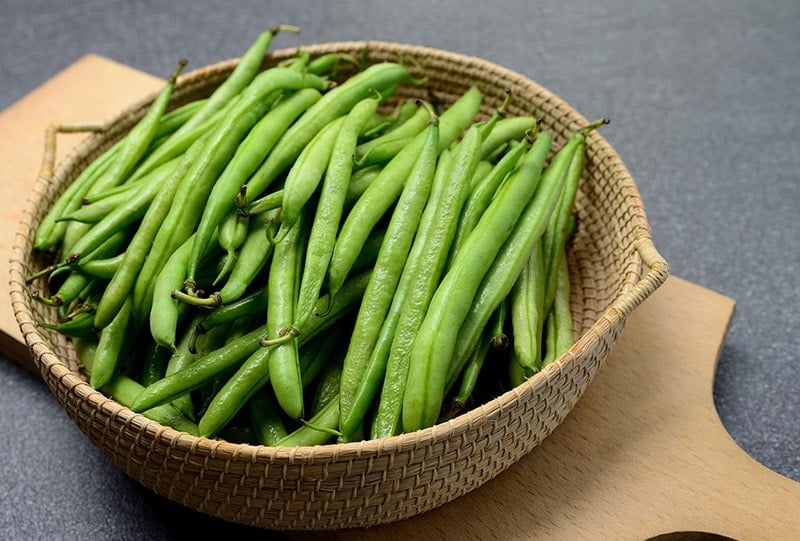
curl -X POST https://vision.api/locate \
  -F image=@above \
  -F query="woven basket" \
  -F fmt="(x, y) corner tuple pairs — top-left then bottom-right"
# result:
(9, 41), (668, 530)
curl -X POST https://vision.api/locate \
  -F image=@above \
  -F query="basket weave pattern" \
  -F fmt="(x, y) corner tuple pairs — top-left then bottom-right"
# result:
(9, 42), (668, 530)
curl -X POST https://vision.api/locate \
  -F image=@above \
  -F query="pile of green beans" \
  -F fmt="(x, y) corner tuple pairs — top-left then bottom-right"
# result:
(29, 28), (607, 445)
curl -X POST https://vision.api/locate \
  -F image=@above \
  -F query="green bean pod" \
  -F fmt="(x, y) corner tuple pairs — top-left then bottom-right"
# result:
(190, 286), (268, 346)
(90, 297), (133, 389)
(508, 239), (546, 372)
(338, 117), (440, 440)
(248, 390), (289, 446)
(149, 234), (197, 350)
(272, 116), (346, 243)
(326, 86), (482, 301)
(448, 137), (531, 265)
(479, 116), (538, 161)
(213, 211), (249, 286)
(542, 253), (574, 367)
(39, 311), (95, 339)
(353, 101), (429, 166)
(58, 157), (177, 224)
(310, 344), (345, 415)
(344, 164), (382, 207)
(214, 209), (278, 305)
(75, 254), (123, 280)
(90, 60), (187, 200)
(139, 338), (169, 387)
(266, 210), (309, 420)
(176, 26), (293, 136)
(294, 96), (380, 330)
(402, 132), (555, 432)
(452, 317), (496, 412)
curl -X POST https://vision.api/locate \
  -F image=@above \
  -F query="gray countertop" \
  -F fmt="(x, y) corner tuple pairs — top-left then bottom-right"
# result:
(2, 1), (798, 538)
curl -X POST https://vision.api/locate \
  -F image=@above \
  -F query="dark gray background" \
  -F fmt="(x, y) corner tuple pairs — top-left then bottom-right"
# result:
(2, 1), (798, 538)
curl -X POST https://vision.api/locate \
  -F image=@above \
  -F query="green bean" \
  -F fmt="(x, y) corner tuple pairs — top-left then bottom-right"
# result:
(402, 132), (555, 432)
(243, 62), (413, 202)
(300, 326), (341, 389)
(353, 101), (429, 166)
(265, 209), (309, 420)
(479, 116), (539, 161)
(344, 164), (382, 207)
(306, 52), (349, 77)
(452, 319), (495, 413)
(164, 314), (206, 420)
(147, 98), (207, 146)
(491, 299), (510, 350)
(542, 253), (573, 367)
(74, 254), (123, 280)
(190, 286), (267, 349)
(294, 96), (379, 330)
(90, 297), (133, 389)
(149, 234), (198, 350)
(310, 343), (345, 415)
(246, 186), (284, 215)
(370, 124), (481, 438)
(508, 239), (546, 372)
(212, 208), (278, 305)
(213, 211), (250, 285)
(34, 136), (120, 252)
(338, 117), (439, 441)
(274, 396), (340, 447)
(128, 71), (327, 328)
(326, 86), (482, 301)
(448, 135), (532, 265)
(39, 311), (95, 339)
(248, 390), (288, 445)
(272, 116), (346, 243)
(540, 121), (601, 317)
(177, 25), (297, 135)
(56, 158), (178, 224)
(129, 267), (372, 415)
(445, 132), (581, 392)
(140, 338), (169, 387)
(92, 60), (187, 201)
(188, 87), (323, 284)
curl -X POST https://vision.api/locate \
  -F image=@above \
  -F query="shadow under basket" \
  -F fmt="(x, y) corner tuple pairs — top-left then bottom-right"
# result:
(9, 41), (669, 530)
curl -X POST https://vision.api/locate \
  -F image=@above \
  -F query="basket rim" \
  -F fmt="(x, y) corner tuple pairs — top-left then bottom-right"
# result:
(8, 40), (669, 461)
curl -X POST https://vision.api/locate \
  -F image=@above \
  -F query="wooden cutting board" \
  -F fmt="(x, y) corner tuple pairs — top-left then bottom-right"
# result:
(2, 57), (798, 540)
